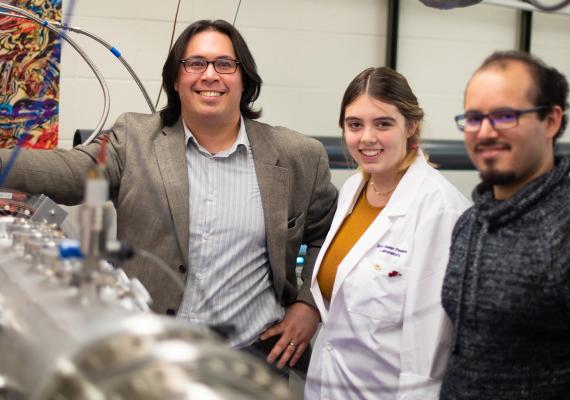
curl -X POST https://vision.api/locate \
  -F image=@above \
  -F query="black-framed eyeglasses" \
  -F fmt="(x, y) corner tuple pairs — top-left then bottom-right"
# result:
(454, 105), (550, 133)
(180, 57), (240, 74)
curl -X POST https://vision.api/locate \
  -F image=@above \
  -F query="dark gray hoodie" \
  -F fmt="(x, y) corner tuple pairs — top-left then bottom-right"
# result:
(440, 156), (570, 400)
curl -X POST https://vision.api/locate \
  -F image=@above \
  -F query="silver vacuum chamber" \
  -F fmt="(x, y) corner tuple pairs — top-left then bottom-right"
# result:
(0, 216), (293, 400)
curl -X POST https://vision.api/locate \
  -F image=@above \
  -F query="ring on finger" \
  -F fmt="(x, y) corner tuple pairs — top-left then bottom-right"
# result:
(288, 341), (297, 348)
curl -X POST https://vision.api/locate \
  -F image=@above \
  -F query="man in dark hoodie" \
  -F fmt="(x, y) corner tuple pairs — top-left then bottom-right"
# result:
(440, 51), (570, 400)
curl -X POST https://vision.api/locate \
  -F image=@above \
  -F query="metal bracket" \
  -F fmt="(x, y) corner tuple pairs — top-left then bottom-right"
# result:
(29, 195), (68, 226)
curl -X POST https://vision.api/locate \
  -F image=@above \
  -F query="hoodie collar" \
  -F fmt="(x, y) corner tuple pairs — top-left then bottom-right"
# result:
(471, 156), (570, 227)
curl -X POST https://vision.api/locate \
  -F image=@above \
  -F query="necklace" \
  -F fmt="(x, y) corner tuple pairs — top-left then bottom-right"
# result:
(369, 179), (397, 197)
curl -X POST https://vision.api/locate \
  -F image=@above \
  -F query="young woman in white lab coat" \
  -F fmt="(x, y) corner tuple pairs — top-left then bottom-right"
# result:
(304, 67), (470, 400)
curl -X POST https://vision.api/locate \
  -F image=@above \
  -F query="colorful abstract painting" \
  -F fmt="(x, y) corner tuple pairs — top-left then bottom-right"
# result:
(0, 0), (61, 149)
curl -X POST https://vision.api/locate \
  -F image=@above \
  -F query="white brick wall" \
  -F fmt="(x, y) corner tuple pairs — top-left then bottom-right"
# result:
(533, 11), (570, 116)
(53, 0), (570, 194)
(399, 2), (520, 141)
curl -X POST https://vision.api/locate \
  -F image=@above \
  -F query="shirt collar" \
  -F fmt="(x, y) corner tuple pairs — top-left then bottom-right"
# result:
(183, 116), (249, 157)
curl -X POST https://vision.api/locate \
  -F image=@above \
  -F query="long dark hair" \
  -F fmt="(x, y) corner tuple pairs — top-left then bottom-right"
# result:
(160, 19), (262, 126)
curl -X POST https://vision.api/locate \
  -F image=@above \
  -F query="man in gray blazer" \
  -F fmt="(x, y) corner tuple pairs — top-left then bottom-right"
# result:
(0, 19), (337, 372)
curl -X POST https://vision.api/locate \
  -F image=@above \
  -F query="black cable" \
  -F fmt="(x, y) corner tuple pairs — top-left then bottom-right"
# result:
(233, 0), (243, 25)
(155, 0), (182, 110)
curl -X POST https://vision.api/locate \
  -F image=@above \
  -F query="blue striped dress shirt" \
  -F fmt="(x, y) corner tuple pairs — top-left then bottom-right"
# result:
(177, 118), (284, 347)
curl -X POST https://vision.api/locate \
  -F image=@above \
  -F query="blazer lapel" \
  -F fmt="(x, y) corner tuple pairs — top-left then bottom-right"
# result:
(155, 119), (190, 264)
(245, 120), (288, 298)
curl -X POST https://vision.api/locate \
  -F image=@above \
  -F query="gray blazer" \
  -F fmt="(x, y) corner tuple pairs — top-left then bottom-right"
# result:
(0, 113), (338, 314)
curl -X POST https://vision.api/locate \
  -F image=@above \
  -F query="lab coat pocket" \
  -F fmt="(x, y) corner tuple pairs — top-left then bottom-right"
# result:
(345, 254), (408, 328)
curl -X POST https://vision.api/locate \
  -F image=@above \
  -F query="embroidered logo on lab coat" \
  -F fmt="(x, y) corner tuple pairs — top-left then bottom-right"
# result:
(376, 244), (408, 258)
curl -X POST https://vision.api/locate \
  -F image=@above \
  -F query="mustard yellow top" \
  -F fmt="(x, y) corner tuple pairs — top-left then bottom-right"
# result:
(317, 187), (383, 302)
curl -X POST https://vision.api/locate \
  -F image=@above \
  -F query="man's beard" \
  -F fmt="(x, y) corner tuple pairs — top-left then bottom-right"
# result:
(479, 162), (517, 186)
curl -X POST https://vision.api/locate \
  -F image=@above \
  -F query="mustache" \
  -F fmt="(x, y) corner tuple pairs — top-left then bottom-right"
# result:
(474, 139), (511, 152)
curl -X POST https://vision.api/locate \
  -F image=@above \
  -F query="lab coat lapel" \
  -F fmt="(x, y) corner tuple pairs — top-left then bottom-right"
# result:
(310, 174), (365, 321)
(330, 153), (429, 305)
(330, 196), (394, 302)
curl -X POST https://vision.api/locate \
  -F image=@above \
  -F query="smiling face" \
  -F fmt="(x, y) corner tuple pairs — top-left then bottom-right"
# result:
(464, 61), (558, 199)
(344, 94), (411, 182)
(174, 30), (243, 128)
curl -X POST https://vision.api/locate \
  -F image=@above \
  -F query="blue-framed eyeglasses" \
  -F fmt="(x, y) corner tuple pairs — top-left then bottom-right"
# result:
(454, 106), (549, 133)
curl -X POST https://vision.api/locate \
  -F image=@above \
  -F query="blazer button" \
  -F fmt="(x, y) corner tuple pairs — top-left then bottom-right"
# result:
(166, 309), (176, 316)
(178, 264), (187, 274)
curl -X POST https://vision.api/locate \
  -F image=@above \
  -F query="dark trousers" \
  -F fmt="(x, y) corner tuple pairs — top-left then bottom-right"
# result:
(241, 335), (311, 379)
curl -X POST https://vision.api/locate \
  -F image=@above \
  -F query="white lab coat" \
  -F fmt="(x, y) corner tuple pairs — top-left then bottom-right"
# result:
(305, 153), (470, 400)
